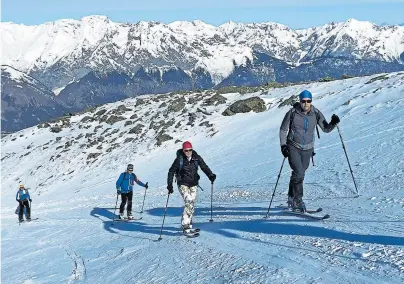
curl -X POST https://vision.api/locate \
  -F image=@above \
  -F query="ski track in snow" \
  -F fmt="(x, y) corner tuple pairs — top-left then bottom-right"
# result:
(1, 72), (404, 283)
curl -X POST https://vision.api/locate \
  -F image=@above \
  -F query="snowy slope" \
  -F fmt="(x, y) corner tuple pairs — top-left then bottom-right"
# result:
(1, 72), (404, 283)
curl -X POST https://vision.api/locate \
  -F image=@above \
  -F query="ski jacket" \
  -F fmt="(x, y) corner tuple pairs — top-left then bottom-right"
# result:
(116, 172), (146, 193)
(167, 149), (213, 187)
(16, 188), (31, 202)
(280, 103), (335, 150)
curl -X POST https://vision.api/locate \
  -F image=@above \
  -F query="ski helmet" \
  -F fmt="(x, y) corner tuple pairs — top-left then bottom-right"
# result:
(19, 184), (24, 188)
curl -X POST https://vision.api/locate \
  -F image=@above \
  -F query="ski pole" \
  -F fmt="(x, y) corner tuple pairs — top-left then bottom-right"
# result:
(18, 202), (21, 226)
(209, 182), (214, 222)
(158, 194), (170, 241)
(140, 184), (148, 213)
(337, 125), (359, 196)
(112, 194), (119, 221)
(264, 157), (286, 218)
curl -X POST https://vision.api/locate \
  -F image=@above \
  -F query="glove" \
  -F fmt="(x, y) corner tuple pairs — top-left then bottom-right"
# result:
(281, 145), (290, 158)
(117, 189), (121, 195)
(144, 182), (148, 190)
(29, 199), (32, 202)
(330, 114), (340, 126)
(209, 174), (216, 183)
(167, 185), (174, 194)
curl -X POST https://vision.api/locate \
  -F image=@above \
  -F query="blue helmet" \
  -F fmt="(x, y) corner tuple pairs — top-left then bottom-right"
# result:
(299, 90), (312, 101)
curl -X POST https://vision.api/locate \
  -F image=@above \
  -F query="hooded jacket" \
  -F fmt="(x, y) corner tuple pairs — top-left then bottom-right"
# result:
(167, 149), (213, 187)
(116, 171), (146, 194)
(280, 103), (335, 150)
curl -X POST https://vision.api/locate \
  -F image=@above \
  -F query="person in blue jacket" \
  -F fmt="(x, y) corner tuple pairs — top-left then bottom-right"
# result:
(116, 164), (148, 219)
(16, 184), (32, 222)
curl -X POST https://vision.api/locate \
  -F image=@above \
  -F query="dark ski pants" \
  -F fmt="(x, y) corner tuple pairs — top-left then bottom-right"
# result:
(287, 145), (313, 199)
(19, 200), (31, 220)
(119, 191), (133, 214)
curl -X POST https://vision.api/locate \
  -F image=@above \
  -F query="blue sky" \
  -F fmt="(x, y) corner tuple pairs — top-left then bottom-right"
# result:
(1, 0), (403, 28)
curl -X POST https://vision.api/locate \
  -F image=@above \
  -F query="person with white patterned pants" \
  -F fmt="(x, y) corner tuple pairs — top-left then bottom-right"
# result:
(167, 141), (216, 232)
(178, 185), (197, 229)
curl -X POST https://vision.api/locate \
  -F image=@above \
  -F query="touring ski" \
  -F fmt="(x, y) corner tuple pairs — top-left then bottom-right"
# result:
(283, 209), (330, 220)
(183, 231), (200, 238)
(114, 217), (143, 222)
(276, 204), (323, 214)
(18, 218), (39, 223)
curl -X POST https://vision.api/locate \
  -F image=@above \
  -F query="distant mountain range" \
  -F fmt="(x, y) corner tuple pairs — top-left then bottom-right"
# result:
(1, 17), (404, 132)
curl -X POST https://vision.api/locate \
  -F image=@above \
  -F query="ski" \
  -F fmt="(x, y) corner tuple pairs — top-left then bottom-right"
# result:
(114, 217), (143, 222)
(18, 217), (39, 223)
(282, 209), (330, 220)
(190, 228), (200, 233)
(276, 204), (323, 214)
(183, 232), (200, 238)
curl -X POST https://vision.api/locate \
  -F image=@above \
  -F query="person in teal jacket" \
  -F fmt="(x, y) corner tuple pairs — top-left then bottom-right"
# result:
(116, 164), (148, 219)
(16, 184), (32, 222)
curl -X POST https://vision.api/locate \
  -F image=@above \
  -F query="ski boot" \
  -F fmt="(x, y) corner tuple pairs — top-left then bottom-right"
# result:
(292, 197), (306, 213)
(118, 212), (125, 219)
(127, 211), (134, 220)
(287, 196), (294, 208)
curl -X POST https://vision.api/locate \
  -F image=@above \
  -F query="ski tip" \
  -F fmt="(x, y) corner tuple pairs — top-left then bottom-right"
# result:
(323, 214), (330, 219)
(209, 219), (214, 222)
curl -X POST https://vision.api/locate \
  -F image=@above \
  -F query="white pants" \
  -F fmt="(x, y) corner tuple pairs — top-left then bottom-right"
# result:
(178, 185), (197, 229)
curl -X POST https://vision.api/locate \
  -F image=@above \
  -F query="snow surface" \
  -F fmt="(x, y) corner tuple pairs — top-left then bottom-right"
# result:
(1, 72), (404, 283)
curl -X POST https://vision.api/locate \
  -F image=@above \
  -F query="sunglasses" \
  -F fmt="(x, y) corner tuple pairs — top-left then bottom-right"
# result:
(301, 100), (312, 104)
(127, 169), (133, 172)
(183, 149), (193, 153)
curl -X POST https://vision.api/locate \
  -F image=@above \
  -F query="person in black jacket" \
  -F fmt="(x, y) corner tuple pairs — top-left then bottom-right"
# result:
(167, 141), (216, 233)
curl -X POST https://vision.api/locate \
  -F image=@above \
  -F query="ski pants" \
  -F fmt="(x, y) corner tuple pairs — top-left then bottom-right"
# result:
(19, 200), (31, 220)
(287, 145), (313, 199)
(178, 185), (197, 229)
(119, 191), (133, 214)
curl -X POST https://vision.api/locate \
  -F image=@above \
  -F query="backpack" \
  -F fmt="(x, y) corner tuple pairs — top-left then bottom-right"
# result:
(289, 103), (321, 139)
(179, 155), (198, 171)
(175, 153), (199, 182)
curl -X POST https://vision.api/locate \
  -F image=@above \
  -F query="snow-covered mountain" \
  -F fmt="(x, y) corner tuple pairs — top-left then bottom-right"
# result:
(1, 65), (69, 132)
(1, 16), (404, 90)
(1, 71), (403, 283)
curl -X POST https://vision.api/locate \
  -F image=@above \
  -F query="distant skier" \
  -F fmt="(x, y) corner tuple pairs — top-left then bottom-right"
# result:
(116, 164), (148, 219)
(16, 184), (32, 222)
(167, 141), (216, 234)
(279, 90), (340, 212)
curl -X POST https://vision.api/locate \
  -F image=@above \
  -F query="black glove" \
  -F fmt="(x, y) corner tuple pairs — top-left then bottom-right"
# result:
(144, 182), (148, 190)
(330, 114), (340, 126)
(209, 174), (216, 183)
(29, 199), (32, 202)
(167, 185), (174, 194)
(281, 145), (290, 158)
(117, 189), (121, 195)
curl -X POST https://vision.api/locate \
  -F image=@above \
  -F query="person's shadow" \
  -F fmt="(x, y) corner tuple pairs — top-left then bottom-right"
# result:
(90, 206), (404, 247)
(90, 207), (180, 241)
